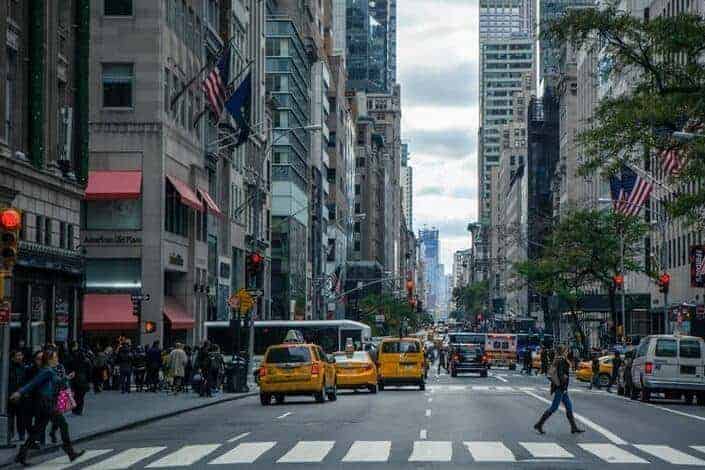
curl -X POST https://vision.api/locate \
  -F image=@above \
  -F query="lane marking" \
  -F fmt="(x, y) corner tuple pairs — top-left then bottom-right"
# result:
(425, 409), (432, 417)
(523, 390), (628, 445)
(408, 441), (453, 462)
(579, 444), (648, 464)
(639, 401), (705, 423)
(147, 445), (220, 468)
(33, 449), (113, 470)
(209, 442), (276, 465)
(692, 446), (705, 455)
(491, 374), (509, 383)
(464, 441), (515, 462)
(227, 432), (251, 443)
(420, 429), (427, 440)
(84, 447), (166, 470)
(635, 445), (705, 466)
(495, 385), (513, 392)
(520, 442), (574, 459)
(342, 441), (391, 462)
(277, 441), (335, 463)
(276, 411), (292, 419)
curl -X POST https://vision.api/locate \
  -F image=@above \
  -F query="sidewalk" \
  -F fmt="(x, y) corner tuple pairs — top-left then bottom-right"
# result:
(0, 387), (257, 466)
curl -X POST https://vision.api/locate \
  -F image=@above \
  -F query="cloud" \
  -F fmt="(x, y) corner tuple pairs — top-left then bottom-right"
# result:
(416, 186), (445, 197)
(401, 61), (478, 108)
(405, 129), (476, 160)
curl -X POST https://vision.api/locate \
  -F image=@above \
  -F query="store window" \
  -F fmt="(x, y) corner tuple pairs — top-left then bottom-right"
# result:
(165, 182), (189, 236)
(85, 200), (142, 230)
(104, 0), (133, 15)
(86, 258), (141, 290)
(102, 64), (134, 108)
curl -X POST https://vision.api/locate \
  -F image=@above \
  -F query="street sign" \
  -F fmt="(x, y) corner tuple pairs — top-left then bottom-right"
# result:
(246, 289), (264, 298)
(236, 288), (254, 315)
(0, 302), (9, 325)
(375, 314), (385, 323)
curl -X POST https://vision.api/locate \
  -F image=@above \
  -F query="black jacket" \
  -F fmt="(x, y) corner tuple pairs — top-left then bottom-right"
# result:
(116, 346), (133, 371)
(146, 347), (162, 369)
(550, 357), (571, 393)
(66, 350), (93, 390)
(9, 362), (27, 395)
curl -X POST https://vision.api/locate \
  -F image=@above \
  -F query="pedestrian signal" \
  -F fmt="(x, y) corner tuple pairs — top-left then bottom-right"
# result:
(0, 208), (21, 268)
(144, 321), (156, 334)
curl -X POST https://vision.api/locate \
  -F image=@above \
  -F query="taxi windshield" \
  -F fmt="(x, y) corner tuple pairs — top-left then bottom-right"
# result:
(334, 352), (369, 362)
(381, 341), (420, 353)
(265, 346), (311, 364)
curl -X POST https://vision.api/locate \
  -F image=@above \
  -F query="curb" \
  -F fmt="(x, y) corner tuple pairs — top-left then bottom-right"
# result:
(0, 391), (257, 468)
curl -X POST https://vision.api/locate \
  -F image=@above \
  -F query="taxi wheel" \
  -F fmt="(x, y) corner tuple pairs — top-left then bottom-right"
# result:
(260, 393), (272, 406)
(327, 384), (337, 402)
(275, 394), (285, 405)
(368, 384), (378, 394)
(315, 387), (326, 403)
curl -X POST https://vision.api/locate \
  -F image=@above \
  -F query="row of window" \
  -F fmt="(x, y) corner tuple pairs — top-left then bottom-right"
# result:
(662, 231), (704, 270)
(165, 0), (203, 55)
(20, 212), (79, 251)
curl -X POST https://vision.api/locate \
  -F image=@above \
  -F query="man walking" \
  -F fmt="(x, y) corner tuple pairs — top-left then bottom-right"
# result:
(168, 343), (188, 394)
(116, 340), (133, 394)
(540, 347), (548, 375)
(8, 351), (28, 442)
(146, 341), (162, 392)
(589, 355), (601, 390)
(65, 342), (92, 415)
(607, 351), (622, 393)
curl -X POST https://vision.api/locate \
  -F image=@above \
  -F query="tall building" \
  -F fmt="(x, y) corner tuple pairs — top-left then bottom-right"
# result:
(400, 143), (413, 231)
(453, 249), (473, 289)
(346, 0), (392, 93)
(418, 227), (440, 312)
(0, 0), (88, 349)
(479, 0), (533, 41)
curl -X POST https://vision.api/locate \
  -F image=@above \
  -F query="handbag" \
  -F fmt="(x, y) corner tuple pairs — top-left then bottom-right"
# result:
(55, 388), (77, 414)
(548, 365), (561, 387)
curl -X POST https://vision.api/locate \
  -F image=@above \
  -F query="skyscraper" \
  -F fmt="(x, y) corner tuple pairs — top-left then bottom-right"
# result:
(346, 0), (392, 93)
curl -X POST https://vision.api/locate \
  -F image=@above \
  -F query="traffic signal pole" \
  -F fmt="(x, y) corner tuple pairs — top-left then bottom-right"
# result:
(620, 232), (626, 341)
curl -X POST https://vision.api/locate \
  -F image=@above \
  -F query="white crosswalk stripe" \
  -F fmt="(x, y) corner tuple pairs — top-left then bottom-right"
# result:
(342, 441), (391, 462)
(692, 445), (705, 455)
(33, 449), (113, 470)
(635, 445), (705, 466)
(408, 441), (453, 462)
(83, 447), (165, 470)
(520, 442), (574, 459)
(277, 441), (335, 463)
(208, 442), (276, 464)
(579, 444), (650, 464)
(147, 444), (221, 467)
(465, 441), (515, 462)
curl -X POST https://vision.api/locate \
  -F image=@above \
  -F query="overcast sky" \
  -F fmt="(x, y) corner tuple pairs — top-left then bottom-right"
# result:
(398, 0), (479, 274)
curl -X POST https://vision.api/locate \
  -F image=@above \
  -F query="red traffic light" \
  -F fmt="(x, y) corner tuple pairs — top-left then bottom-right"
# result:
(250, 253), (262, 265)
(613, 273), (624, 287)
(0, 209), (21, 231)
(406, 280), (414, 291)
(144, 321), (156, 334)
(659, 273), (671, 285)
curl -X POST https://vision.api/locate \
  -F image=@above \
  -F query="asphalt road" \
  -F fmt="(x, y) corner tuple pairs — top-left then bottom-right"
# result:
(21, 365), (705, 469)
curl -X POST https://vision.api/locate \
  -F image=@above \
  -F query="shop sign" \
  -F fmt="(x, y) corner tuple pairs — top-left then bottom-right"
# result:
(690, 245), (705, 287)
(168, 253), (184, 267)
(84, 234), (142, 245)
(0, 302), (10, 325)
(164, 241), (188, 272)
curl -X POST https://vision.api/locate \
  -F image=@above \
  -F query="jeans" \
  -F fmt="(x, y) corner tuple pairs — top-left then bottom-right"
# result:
(8, 402), (27, 440)
(120, 369), (132, 393)
(25, 411), (70, 448)
(547, 389), (573, 415)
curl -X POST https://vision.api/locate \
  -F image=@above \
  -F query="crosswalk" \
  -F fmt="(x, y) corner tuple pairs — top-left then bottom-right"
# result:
(33, 440), (705, 467)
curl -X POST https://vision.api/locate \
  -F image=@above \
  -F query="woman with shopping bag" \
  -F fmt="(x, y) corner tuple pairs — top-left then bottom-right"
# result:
(10, 346), (85, 466)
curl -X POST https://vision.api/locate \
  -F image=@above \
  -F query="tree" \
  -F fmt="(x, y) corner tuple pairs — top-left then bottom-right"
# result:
(514, 208), (648, 351)
(544, 7), (705, 225)
(358, 294), (419, 336)
(452, 281), (489, 321)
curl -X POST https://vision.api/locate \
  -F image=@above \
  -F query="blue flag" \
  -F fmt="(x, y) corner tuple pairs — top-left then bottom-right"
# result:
(224, 72), (252, 147)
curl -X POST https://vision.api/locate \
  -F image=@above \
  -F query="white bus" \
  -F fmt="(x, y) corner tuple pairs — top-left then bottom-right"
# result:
(203, 319), (372, 360)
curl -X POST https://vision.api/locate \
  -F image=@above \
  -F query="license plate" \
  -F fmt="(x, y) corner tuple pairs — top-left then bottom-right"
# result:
(681, 365), (696, 375)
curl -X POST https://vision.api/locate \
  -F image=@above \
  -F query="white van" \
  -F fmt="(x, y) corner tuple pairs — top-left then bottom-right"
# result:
(631, 334), (705, 404)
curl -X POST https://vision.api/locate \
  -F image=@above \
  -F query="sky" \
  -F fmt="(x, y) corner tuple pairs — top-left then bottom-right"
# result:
(398, 0), (480, 274)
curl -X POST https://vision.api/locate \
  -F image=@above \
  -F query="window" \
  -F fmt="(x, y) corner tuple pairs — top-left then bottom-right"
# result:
(354, 241), (360, 251)
(35, 215), (44, 244)
(265, 346), (311, 363)
(45, 218), (53, 246)
(354, 184), (360, 195)
(102, 64), (133, 108)
(86, 259), (141, 290)
(381, 341), (420, 353)
(165, 181), (189, 236)
(655, 339), (677, 357)
(85, 200), (142, 230)
(59, 222), (66, 249)
(679, 340), (701, 359)
(104, 0), (132, 15)
(5, 47), (17, 147)
(67, 224), (75, 251)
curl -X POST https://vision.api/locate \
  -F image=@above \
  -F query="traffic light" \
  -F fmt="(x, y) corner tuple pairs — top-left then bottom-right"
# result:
(0, 208), (21, 268)
(248, 252), (263, 272)
(658, 273), (671, 294)
(613, 273), (624, 290)
(144, 321), (156, 334)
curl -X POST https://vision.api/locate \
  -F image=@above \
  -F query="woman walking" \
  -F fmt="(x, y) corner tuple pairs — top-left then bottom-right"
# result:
(10, 347), (85, 466)
(533, 345), (585, 435)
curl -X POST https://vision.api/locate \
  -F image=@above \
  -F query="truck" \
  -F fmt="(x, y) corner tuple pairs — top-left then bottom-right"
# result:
(485, 333), (518, 369)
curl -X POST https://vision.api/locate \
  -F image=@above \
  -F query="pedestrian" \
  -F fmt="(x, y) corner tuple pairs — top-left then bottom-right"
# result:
(522, 349), (532, 375)
(197, 342), (212, 397)
(208, 345), (225, 394)
(607, 351), (622, 393)
(623, 351), (635, 399)
(168, 343), (188, 394)
(589, 355), (601, 390)
(146, 341), (162, 392)
(184, 346), (193, 392)
(540, 347), (548, 375)
(116, 340), (133, 394)
(11, 347), (85, 466)
(24, 351), (45, 447)
(133, 346), (147, 392)
(92, 346), (107, 393)
(8, 351), (28, 442)
(533, 345), (584, 435)
(64, 342), (92, 416)
(437, 347), (446, 374)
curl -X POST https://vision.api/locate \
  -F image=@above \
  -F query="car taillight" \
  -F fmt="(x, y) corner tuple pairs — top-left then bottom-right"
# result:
(311, 363), (321, 375)
(259, 367), (267, 378)
(645, 362), (653, 375)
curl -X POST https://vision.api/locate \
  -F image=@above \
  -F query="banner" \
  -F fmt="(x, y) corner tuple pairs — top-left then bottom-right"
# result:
(689, 245), (705, 287)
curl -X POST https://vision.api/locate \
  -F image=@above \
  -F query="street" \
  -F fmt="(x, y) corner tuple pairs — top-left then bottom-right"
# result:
(24, 365), (705, 469)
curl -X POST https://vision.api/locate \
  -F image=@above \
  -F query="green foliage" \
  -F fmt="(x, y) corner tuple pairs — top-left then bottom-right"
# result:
(452, 281), (489, 320)
(543, 7), (705, 225)
(358, 294), (419, 336)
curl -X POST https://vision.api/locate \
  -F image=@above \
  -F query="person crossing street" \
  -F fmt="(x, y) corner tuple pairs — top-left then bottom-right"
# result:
(607, 350), (622, 393)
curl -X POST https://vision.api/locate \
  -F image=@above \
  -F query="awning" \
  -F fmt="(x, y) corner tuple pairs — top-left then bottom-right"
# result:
(85, 171), (142, 200)
(82, 294), (138, 331)
(163, 296), (195, 330)
(197, 188), (223, 217)
(166, 175), (203, 211)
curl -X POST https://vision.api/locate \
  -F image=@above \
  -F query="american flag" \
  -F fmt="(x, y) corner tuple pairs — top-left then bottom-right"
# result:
(660, 148), (684, 176)
(202, 47), (231, 117)
(610, 166), (653, 217)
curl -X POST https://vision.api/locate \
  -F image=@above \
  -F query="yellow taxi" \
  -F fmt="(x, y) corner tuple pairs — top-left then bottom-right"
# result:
(576, 355), (614, 387)
(258, 341), (337, 406)
(377, 337), (426, 391)
(333, 350), (378, 393)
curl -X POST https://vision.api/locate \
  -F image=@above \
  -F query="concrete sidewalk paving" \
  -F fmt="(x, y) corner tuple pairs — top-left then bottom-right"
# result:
(0, 387), (257, 467)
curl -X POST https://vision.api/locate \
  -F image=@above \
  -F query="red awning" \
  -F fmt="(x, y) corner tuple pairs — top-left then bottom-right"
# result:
(85, 171), (142, 200)
(82, 294), (138, 331)
(166, 175), (203, 211)
(197, 188), (223, 217)
(163, 297), (195, 330)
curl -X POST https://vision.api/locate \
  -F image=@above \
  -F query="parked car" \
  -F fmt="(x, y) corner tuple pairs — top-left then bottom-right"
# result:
(449, 344), (488, 377)
(631, 334), (705, 405)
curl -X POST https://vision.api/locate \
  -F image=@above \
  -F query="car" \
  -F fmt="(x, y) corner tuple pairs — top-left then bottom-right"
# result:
(631, 334), (705, 405)
(333, 350), (378, 393)
(449, 344), (488, 377)
(376, 338), (426, 391)
(575, 355), (614, 387)
(258, 342), (337, 405)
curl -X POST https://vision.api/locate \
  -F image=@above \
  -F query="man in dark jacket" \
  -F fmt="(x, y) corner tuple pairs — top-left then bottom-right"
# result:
(533, 345), (584, 434)
(607, 351), (622, 393)
(9, 351), (28, 441)
(146, 341), (162, 392)
(116, 341), (133, 394)
(64, 342), (92, 415)
(589, 356), (601, 390)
